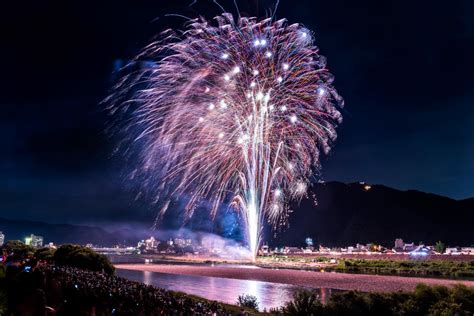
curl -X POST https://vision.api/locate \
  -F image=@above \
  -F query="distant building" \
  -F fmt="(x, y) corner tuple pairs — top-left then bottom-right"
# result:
(260, 243), (270, 255)
(137, 237), (160, 252)
(273, 247), (284, 254)
(173, 237), (192, 248)
(25, 234), (43, 248)
(393, 240), (421, 253)
(403, 242), (417, 252)
(319, 246), (331, 253)
(283, 246), (301, 254)
(32, 234), (43, 247)
(394, 238), (404, 249)
(0, 231), (4, 246)
(446, 247), (461, 255)
(46, 242), (56, 249)
(461, 247), (474, 255)
(409, 245), (434, 256)
(346, 244), (369, 253)
(145, 236), (159, 250)
(356, 243), (368, 252)
(137, 240), (146, 249)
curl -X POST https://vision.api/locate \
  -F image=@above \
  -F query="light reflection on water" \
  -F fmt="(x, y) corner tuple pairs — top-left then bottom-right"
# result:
(117, 268), (336, 311)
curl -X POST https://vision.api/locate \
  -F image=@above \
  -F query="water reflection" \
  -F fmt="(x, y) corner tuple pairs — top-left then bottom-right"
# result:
(117, 268), (336, 311)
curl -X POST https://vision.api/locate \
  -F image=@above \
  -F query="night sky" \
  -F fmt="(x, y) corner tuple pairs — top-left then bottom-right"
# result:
(1, 0), (473, 225)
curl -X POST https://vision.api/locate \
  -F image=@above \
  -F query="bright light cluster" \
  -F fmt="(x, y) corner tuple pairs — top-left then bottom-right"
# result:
(111, 13), (344, 259)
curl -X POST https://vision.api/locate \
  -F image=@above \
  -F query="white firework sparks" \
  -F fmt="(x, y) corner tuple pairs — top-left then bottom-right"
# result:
(110, 13), (344, 260)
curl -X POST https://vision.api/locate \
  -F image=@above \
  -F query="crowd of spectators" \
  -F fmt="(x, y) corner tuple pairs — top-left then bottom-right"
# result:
(3, 242), (251, 315)
(6, 264), (241, 315)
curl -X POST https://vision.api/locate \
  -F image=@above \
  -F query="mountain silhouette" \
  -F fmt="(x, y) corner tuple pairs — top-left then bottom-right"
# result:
(1, 182), (472, 248)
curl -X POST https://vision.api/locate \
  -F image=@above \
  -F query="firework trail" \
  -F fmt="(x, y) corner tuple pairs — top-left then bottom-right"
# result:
(110, 13), (343, 260)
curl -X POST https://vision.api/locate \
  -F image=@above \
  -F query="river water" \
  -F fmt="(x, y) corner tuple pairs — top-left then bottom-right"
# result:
(117, 267), (337, 311)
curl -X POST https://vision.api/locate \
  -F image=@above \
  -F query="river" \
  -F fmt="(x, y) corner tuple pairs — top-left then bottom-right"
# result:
(117, 267), (336, 311)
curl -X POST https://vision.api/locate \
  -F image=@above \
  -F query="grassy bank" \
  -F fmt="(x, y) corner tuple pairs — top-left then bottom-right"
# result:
(256, 255), (474, 279)
(178, 292), (268, 315)
(330, 258), (474, 278)
(275, 283), (474, 315)
(127, 254), (474, 280)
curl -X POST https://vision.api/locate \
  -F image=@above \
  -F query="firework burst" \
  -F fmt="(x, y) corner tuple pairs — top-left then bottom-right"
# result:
(110, 13), (343, 260)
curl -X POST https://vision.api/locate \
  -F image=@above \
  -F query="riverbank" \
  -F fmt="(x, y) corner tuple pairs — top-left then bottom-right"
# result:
(4, 264), (257, 315)
(116, 254), (474, 279)
(257, 256), (474, 278)
(115, 263), (474, 293)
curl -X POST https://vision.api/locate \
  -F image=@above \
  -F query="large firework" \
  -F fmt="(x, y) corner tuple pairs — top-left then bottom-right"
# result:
(110, 13), (343, 260)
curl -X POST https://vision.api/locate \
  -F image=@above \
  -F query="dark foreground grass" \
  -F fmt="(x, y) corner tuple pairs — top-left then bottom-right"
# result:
(276, 283), (474, 315)
(5, 264), (263, 315)
(3, 261), (474, 315)
(0, 264), (6, 314)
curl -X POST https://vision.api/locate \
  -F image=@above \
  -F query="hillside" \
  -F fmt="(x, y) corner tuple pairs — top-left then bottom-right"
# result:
(1, 182), (472, 247)
(271, 182), (473, 247)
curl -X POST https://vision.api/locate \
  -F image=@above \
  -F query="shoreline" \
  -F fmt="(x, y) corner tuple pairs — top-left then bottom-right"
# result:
(115, 263), (474, 293)
(109, 254), (474, 280)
